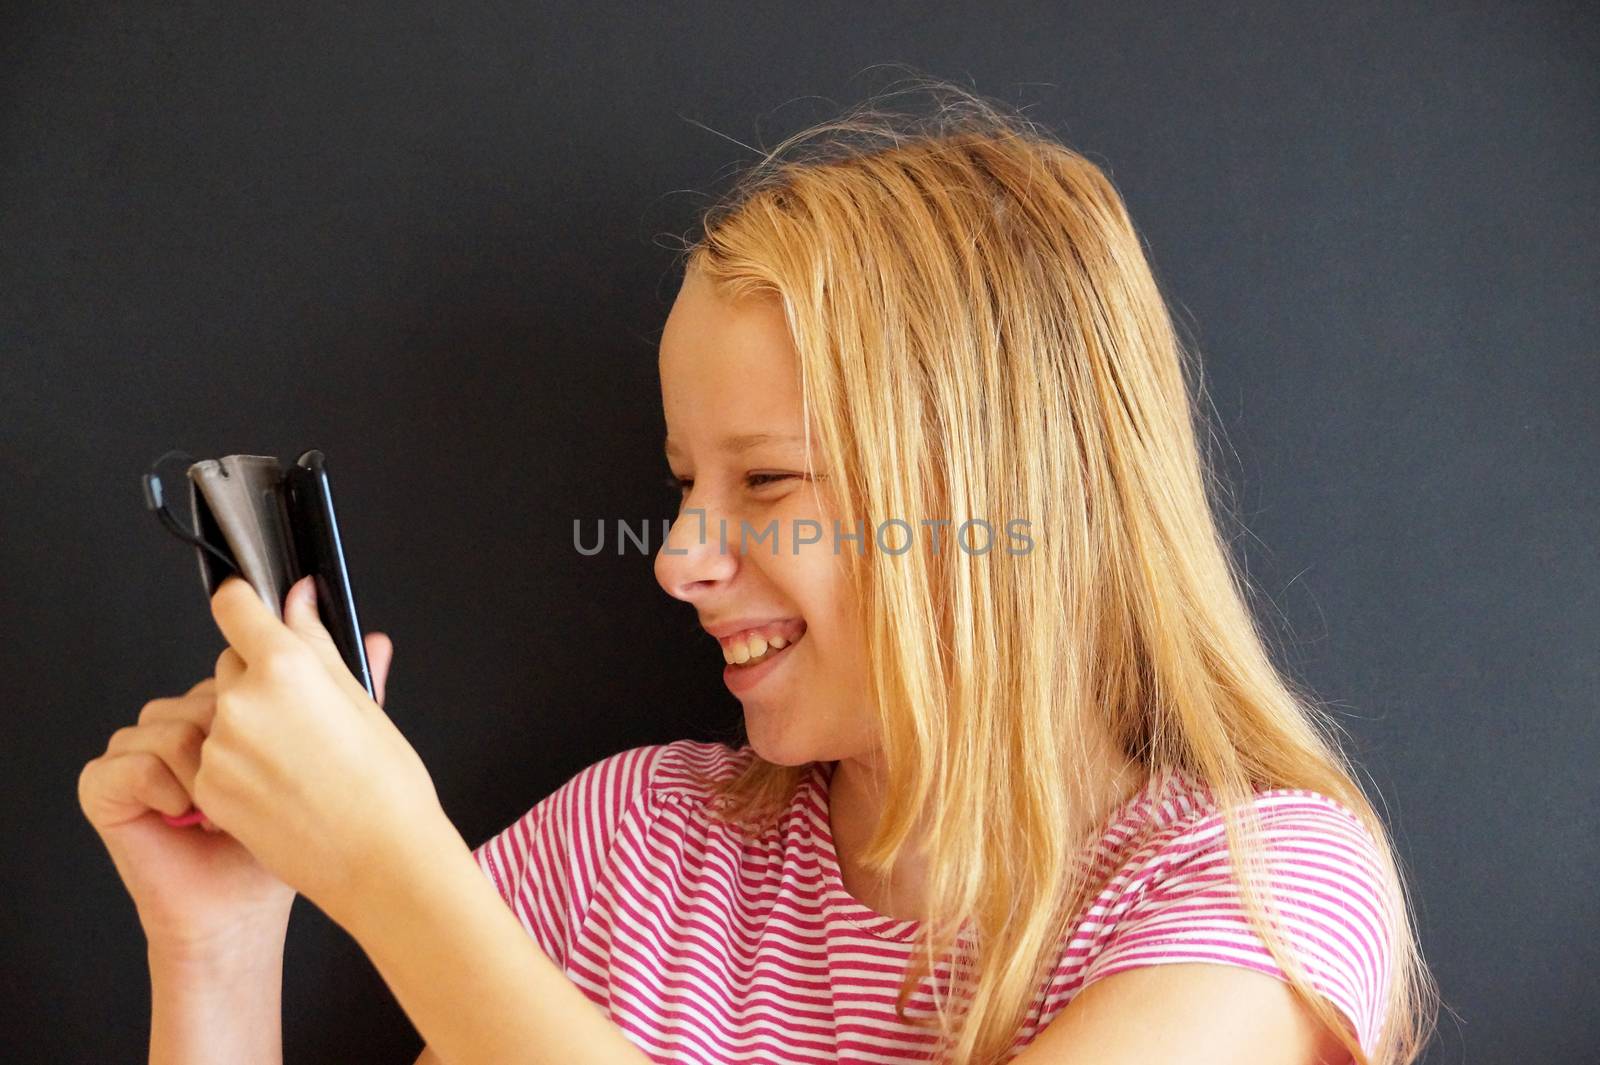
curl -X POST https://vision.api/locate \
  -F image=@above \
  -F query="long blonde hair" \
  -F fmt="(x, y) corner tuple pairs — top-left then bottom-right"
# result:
(671, 76), (1436, 1064)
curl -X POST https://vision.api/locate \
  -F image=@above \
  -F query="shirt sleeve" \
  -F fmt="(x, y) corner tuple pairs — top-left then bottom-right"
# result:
(471, 743), (668, 969)
(1078, 791), (1397, 1059)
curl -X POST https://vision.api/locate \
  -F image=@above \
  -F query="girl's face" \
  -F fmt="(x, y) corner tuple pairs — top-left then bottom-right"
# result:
(654, 267), (875, 766)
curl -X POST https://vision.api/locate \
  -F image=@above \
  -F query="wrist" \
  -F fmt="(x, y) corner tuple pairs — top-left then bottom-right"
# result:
(147, 908), (291, 982)
(148, 919), (287, 1065)
(322, 805), (471, 935)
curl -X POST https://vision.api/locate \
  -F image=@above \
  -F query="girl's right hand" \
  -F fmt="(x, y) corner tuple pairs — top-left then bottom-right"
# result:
(78, 632), (394, 953)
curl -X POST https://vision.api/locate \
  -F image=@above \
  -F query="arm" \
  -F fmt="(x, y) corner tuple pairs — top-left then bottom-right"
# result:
(335, 817), (649, 1065)
(147, 918), (288, 1065)
(191, 582), (654, 1063)
(1014, 790), (1394, 1064)
(1010, 963), (1351, 1064)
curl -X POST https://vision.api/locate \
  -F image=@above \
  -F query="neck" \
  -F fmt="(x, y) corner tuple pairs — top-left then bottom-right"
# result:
(827, 749), (924, 921)
(826, 729), (1142, 924)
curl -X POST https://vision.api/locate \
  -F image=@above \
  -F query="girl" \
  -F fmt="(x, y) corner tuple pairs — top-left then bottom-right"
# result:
(79, 82), (1436, 1064)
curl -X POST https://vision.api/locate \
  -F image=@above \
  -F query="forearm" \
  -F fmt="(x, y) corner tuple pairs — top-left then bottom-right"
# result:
(336, 820), (650, 1065)
(147, 924), (287, 1065)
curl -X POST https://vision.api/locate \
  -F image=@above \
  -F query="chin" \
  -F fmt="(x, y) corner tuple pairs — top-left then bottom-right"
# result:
(744, 705), (873, 768)
(742, 707), (823, 767)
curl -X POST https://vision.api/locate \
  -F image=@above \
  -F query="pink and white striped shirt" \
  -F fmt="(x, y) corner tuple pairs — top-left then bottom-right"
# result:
(472, 739), (1393, 1063)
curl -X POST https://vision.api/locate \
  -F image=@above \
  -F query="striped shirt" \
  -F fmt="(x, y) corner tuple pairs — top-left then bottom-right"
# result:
(472, 739), (1393, 1063)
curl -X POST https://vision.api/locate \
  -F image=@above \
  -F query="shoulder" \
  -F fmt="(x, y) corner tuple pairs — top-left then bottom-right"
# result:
(1077, 770), (1396, 1059)
(642, 737), (759, 798)
(1101, 768), (1388, 900)
(481, 737), (755, 845)
(1156, 773), (1389, 883)
(469, 738), (757, 962)
(557, 737), (755, 815)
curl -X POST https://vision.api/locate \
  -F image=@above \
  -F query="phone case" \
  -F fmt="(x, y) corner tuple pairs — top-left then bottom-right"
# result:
(188, 455), (297, 619)
(182, 450), (373, 697)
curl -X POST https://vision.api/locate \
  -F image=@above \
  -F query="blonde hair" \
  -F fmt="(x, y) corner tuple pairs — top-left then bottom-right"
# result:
(671, 75), (1437, 1064)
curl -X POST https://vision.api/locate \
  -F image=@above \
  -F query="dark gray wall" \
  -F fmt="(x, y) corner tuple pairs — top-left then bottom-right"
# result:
(3, 3), (1594, 1062)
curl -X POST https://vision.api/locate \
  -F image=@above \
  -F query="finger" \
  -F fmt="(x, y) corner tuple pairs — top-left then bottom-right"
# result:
(136, 673), (221, 730)
(79, 751), (194, 827)
(105, 720), (205, 796)
(139, 692), (218, 735)
(214, 645), (246, 690)
(364, 632), (393, 707)
(209, 574), (297, 667)
(282, 575), (352, 679)
(282, 577), (385, 707)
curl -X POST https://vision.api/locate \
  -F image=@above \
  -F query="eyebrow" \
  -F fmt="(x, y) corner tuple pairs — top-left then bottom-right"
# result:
(663, 432), (806, 458)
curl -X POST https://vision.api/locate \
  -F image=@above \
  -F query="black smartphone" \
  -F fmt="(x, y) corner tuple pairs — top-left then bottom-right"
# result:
(147, 447), (376, 700)
(283, 449), (375, 699)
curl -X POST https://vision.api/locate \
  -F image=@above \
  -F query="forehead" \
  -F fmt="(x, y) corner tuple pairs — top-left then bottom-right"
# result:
(659, 268), (804, 447)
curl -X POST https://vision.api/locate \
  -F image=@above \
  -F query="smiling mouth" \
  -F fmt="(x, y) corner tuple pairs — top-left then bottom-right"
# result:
(720, 623), (807, 668)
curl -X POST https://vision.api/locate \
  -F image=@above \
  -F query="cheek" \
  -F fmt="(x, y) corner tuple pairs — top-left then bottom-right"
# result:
(789, 558), (867, 684)
(775, 542), (851, 633)
(762, 496), (868, 682)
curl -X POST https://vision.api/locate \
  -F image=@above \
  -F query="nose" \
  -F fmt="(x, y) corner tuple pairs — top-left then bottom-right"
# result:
(654, 505), (739, 603)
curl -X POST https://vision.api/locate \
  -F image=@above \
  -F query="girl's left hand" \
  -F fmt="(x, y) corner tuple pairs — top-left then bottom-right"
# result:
(195, 574), (450, 921)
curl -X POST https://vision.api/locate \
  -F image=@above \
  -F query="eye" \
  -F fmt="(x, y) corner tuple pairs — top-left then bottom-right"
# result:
(664, 472), (802, 496)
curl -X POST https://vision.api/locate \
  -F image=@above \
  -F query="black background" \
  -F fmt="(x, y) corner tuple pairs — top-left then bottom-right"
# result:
(3, 3), (1595, 1062)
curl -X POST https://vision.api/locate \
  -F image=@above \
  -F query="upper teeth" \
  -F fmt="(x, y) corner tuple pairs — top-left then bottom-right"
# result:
(723, 633), (790, 665)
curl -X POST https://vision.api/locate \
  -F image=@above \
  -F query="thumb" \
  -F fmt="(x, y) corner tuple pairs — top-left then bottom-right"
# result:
(283, 575), (349, 678)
